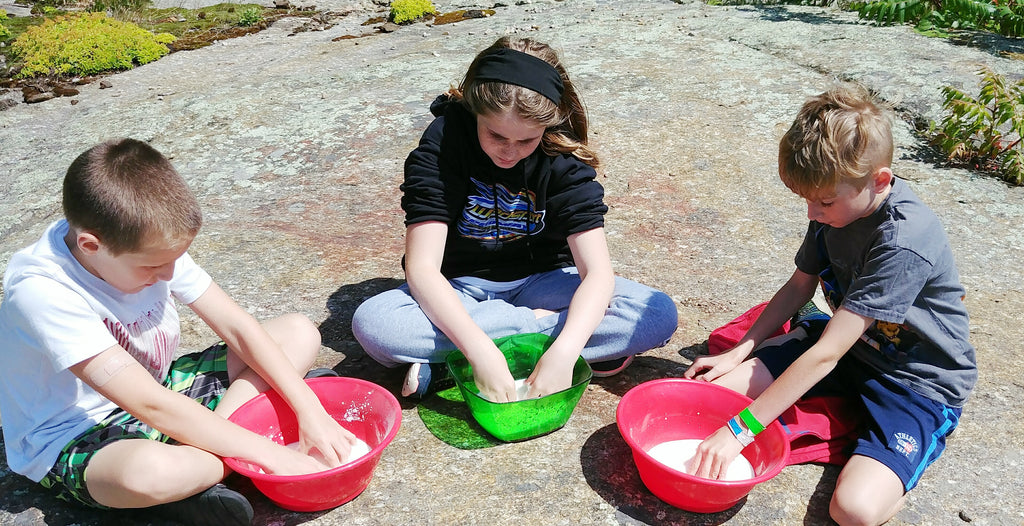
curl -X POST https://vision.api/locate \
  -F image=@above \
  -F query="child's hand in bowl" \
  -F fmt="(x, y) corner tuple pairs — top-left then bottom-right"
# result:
(294, 408), (360, 468)
(471, 347), (518, 402)
(524, 344), (576, 398)
(525, 355), (573, 398)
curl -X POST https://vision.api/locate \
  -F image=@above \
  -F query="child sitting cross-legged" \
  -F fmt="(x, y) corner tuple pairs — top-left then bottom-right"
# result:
(352, 37), (679, 401)
(684, 84), (976, 526)
(0, 139), (358, 525)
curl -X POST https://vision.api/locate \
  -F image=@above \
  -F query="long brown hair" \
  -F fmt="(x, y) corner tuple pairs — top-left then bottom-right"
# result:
(451, 37), (600, 169)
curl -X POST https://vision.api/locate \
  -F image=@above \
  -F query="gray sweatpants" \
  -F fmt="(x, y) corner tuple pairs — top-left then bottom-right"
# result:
(351, 267), (678, 367)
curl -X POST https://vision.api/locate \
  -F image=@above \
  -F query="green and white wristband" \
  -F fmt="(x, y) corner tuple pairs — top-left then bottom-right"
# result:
(738, 407), (766, 435)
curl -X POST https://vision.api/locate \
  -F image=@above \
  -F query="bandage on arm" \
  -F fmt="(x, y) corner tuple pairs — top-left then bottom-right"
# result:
(85, 349), (135, 387)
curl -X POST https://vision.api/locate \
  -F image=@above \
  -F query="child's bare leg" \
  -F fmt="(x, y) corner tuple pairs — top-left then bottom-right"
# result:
(830, 454), (906, 526)
(85, 439), (226, 508)
(216, 313), (322, 416)
(711, 326), (811, 397)
(711, 357), (776, 399)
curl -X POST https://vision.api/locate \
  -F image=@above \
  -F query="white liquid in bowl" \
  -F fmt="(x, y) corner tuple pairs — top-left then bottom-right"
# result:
(253, 437), (371, 474)
(646, 439), (755, 481)
(479, 378), (531, 402)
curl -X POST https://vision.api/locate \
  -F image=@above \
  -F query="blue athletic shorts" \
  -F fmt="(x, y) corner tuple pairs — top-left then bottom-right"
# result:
(755, 328), (961, 491)
(38, 343), (231, 509)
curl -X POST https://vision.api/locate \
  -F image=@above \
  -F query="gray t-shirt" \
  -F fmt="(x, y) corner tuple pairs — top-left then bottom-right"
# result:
(794, 178), (976, 407)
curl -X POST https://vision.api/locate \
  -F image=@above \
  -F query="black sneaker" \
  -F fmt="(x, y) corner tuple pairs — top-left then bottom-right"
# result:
(303, 367), (340, 379)
(153, 483), (253, 526)
(590, 355), (635, 378)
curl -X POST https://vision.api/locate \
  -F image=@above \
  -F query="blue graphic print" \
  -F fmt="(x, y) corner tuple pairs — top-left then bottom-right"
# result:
(458, 177), (545, 240)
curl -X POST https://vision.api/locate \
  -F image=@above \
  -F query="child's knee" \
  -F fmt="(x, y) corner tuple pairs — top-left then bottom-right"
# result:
(282, 313), (321, 349)
(265, 313), (321, 367)
(634, 289), (678, 343)
(829, 459), (906, 526)
(651, 290), (679, 330)
(351, 295), (408, 362)
(830, 493), (898, 526)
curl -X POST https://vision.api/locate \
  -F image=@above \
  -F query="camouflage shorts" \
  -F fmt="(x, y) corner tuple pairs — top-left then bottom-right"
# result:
(38, 343), (231, 509)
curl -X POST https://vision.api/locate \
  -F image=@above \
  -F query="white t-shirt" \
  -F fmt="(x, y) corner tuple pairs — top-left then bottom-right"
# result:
(0, 220), (212, 481)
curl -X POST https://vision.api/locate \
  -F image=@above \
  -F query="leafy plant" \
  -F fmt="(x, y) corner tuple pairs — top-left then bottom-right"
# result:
(10, 12), (175, 78)
(390, 0), (435, 24)
(0, 10), (10, 41)
(930, 66), (1024, 185)
(854, 0), (1024, 37)
(237, 5), (263, 27)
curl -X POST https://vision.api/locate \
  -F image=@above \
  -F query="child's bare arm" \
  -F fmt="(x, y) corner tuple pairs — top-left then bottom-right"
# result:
(188, 283), (356, 467)
(528, 227), (614, 397)
(404, 220), (517, 401)
(688, 307), (873, 480)
(686, 269), (818, 382)
(70, 346), (328, 475)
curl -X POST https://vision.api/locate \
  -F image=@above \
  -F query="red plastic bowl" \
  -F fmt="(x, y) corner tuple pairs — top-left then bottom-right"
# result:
(616, 378), (790, 513)
(224, 377), (402, 512)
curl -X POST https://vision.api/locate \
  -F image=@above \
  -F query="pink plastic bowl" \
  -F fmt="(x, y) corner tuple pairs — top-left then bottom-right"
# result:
(616, 378), (790, 513)
(224, 377), (401, 512)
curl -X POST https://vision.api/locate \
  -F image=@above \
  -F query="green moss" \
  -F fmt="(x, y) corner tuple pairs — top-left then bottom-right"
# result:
(390, 0), (435, 24)
(11, 12), (175, 78)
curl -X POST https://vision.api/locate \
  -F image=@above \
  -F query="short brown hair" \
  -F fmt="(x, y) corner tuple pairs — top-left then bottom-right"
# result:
(779, 83), (893, 197)
(452, 36), (600, 169)
(62, 138), (202, 254)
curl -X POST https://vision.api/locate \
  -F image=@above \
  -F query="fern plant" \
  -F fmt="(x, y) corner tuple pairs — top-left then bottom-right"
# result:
(930, 66), (1024, 185)
(855, 0), (1024, 37)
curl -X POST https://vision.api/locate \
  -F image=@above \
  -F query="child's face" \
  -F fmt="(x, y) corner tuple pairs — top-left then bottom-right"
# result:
(75, 233), (192, 294)
(802, 180), (881, 229)
(476, 111), (546, 169)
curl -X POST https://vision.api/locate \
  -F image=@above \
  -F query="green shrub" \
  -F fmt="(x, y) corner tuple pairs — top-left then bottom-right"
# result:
(930, 66), (1024, 185)
(390, 0), (435, 24)
(237, 5), (263, 26)
(854, 0), (1024, 37)
(0, 10), (9, 42)
(11, 12), (175, 78)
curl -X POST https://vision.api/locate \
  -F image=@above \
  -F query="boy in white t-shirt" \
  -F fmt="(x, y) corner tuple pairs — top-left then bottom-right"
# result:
(0, 139), (356, 525)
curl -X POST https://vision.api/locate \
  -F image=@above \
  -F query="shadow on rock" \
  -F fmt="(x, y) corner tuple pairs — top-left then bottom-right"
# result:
(754, 5), (863, 26)
(803, 465), (841, 525)
(318, 277), (406, 392)
(580, 423), (741, 526)
(589, 351), (697, 399)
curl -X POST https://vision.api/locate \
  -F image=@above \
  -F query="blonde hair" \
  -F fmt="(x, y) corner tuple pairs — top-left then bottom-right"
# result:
(62, 138), (202, 254)
(779, 83), (893, 197)
(451, 37), (600, 169)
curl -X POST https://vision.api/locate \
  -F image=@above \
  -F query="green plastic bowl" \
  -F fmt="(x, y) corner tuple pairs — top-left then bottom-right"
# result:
(445, 333), (593, 442)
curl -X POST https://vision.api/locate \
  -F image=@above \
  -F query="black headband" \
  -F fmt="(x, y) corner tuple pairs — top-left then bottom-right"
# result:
(473, 48), (565, 105)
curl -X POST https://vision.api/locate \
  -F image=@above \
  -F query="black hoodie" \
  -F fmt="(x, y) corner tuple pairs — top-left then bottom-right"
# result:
(401, 95), (607, 281)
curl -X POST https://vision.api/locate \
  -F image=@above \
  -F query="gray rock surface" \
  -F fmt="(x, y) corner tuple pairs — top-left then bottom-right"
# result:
(1, 0), (1023, 524)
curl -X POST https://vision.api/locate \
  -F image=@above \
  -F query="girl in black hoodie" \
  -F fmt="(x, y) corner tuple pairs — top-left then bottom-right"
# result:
(353, 37), (677, 401)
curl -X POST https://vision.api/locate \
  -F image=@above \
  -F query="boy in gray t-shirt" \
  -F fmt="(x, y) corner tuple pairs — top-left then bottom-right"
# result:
(684, 84), (976, 526)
